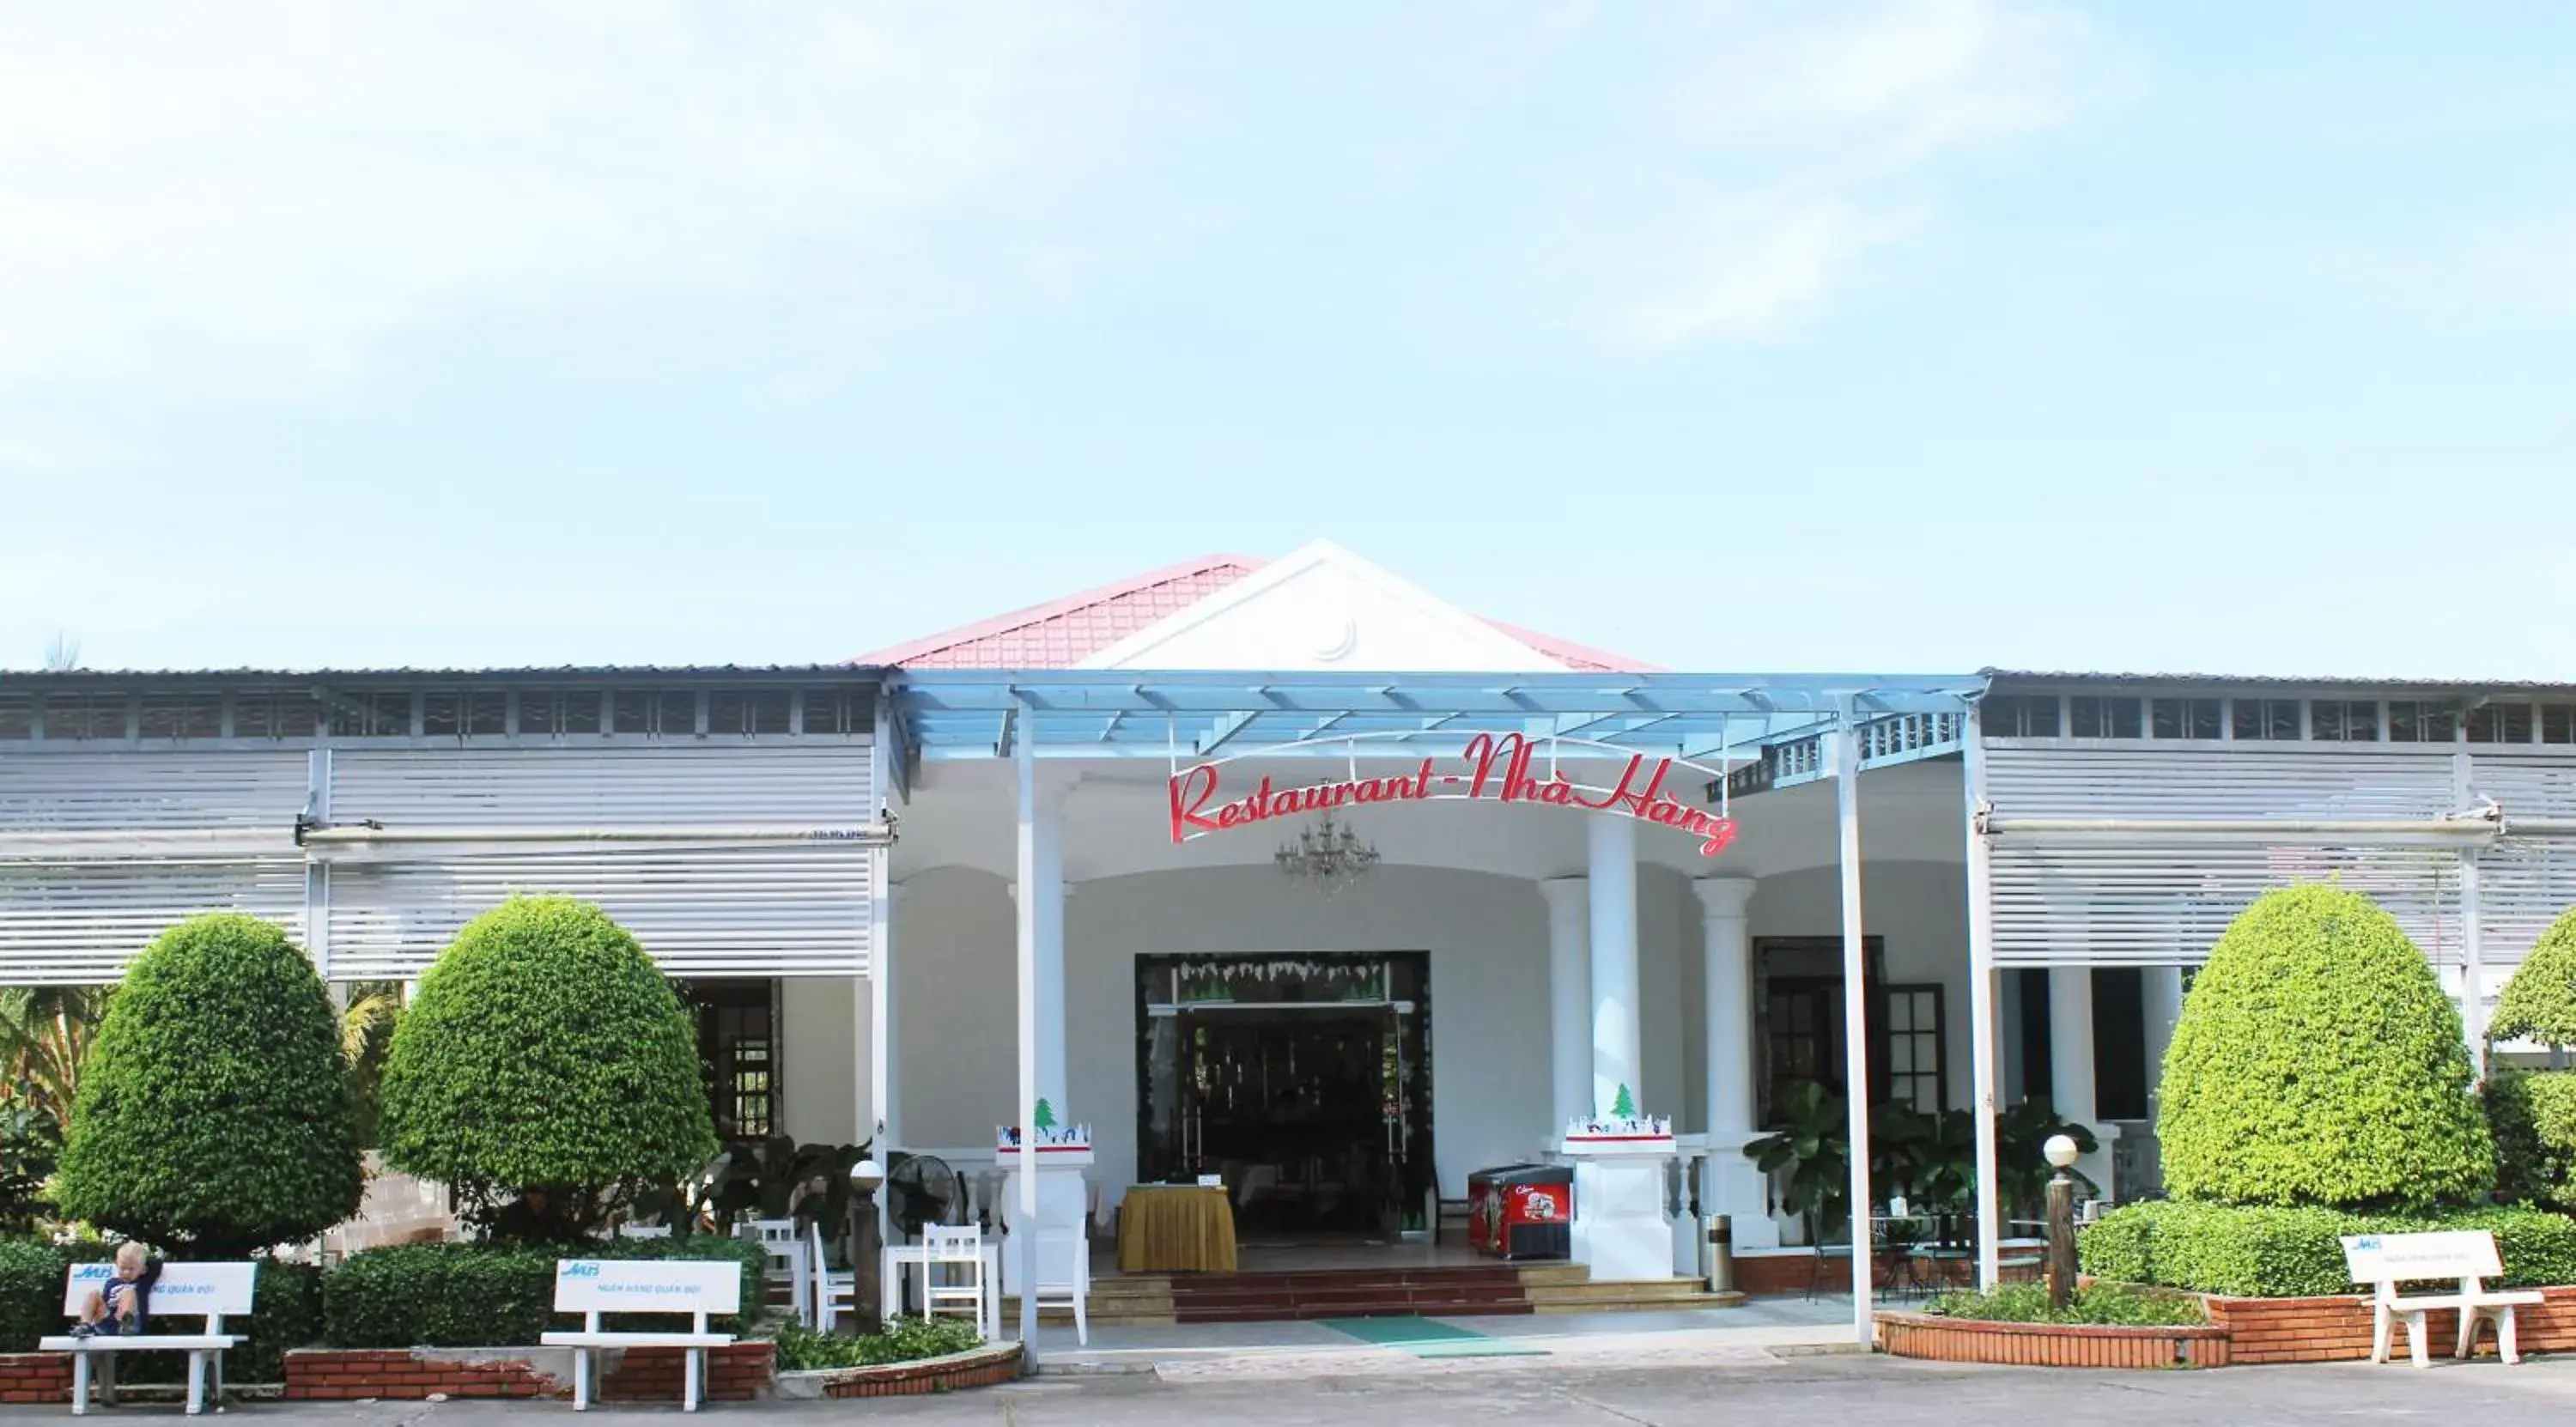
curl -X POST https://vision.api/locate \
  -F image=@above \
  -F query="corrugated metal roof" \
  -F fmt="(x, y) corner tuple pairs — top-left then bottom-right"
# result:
(1985, 669), (2576, 694)
(0, 665), (888, 684)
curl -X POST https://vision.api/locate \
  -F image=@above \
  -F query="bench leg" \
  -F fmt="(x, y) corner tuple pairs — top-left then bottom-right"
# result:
(2456, 1307), (2479, 1360)
(684, 1347), (702, 1412)
(99, 1351), (117, 1406)
(2371, 1305), (2392, 1364)
(573, 1345), (590, 1412)
(2406, 1311), (2430, 1369)
(70, 1353), (88, 1418)
(186, 1350), (206, 1417)
(2500, 1307), (2521, 1366)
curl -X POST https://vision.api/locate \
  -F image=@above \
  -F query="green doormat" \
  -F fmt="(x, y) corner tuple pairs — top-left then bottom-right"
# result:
(1316, 1316), (1548, 1358)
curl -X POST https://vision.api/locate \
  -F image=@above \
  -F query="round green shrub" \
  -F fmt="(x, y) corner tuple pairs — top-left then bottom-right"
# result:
(2491, 906), (2576, 1048)
(55, 914), (362, 1255)
(378, 898), (714, 1234)
(2487, 1068), (2576, 1211)
(2158, 884), (2492, 1210)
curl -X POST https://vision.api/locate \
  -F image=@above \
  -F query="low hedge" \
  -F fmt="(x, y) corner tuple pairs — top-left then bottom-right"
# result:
(2079, 1199), (2576, 1298)
(1928, 1281), (2205, 1327)
(322, 1236), (769, 1348)
(771, 1318), (982, 1371)
(0, 1239), (73, 1351)
(0, 1241), (319, 1384)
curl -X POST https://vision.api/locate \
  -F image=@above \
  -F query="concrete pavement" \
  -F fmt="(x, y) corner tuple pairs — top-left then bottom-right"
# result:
(30, 1351), (2576, 1424)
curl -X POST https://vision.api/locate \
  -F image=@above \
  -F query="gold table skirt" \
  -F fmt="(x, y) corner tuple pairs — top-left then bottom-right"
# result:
(1117, 1186), (1239, 1274)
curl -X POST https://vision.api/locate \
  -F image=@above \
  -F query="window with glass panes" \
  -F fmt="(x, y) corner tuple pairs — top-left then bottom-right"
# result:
(685, 981), (778, 1139)
(2310, 699), (2380, 742)
(2387, 701), (2458, 743)
(2069, 695), (2142, 738)
(1982, 695), (2061, 738)
(2232, 698), (2301, 740)
(2151, 697), (2222, 740)
(1881, 986), (1945, 1114)
(2469, 704), (2535, 744)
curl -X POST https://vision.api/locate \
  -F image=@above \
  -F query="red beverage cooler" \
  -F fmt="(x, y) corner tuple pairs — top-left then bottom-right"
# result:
(1467, 1163), (1574, 1261)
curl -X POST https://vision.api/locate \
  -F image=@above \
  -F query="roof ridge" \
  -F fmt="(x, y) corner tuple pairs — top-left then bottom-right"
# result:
(853, 553), (1266, 665)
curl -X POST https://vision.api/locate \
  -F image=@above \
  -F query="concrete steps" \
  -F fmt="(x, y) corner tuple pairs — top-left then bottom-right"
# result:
(1004, 1260), (1740, 1327)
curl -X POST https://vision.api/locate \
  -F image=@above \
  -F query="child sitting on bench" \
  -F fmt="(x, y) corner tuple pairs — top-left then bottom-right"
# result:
(72, 1242), (159, 1338)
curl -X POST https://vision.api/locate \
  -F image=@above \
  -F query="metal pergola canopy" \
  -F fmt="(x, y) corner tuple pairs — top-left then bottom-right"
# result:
(892, 669), (1988, 762)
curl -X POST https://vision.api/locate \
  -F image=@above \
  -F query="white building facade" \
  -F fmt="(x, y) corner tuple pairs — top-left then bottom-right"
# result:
(7, 543), (2576, 1345)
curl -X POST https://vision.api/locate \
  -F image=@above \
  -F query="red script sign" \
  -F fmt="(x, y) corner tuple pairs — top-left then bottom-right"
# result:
(1167, 732), (1739, 856)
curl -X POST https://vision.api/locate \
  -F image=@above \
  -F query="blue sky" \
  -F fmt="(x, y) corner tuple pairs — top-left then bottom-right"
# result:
(2, 3), (2570, 678)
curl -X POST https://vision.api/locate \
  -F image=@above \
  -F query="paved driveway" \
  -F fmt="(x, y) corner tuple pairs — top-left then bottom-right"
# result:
(82, 1352), (2576, 1424)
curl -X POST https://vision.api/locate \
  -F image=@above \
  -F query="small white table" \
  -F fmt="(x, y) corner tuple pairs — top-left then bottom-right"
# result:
(882, 1242), (999, 1339)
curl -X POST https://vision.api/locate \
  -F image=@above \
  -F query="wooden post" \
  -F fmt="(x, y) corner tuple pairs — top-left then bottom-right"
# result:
(2045, 1170), (2076, 1311)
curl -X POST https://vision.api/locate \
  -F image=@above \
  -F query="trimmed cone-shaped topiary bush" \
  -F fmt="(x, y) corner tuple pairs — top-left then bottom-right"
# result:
(2491, 906), (2576, 1049)
(2159, 884), (2492, 1210)
(379, 898), (714, 1237)
(56, 914), (363, 1255)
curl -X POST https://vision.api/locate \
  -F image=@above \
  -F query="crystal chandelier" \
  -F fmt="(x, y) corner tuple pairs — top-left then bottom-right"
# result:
(1275, 813), (1380, 894)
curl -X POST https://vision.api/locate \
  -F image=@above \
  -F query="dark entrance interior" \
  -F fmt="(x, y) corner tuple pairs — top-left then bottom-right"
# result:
(1137, 953), (1433, 1237)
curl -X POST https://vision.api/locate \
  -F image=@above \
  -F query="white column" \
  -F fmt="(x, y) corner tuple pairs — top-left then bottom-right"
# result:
(871, 881), (906, 1148)
(1012, 723), (1040, 1349)
(1588, 816), (1641, 1120)
(1964, 704), (2003, 1287)
(2049, 967), (2117, 1193)
(1540, 877), (1591, 1139)
(1834, 720), (1873, 1346)
(1692, 877), (1773, 1250)
(1005, 780), (1084, 1312)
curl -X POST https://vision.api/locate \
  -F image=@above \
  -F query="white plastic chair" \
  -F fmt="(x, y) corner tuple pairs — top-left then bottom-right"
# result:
(744, 1218), (811, 1326)
(920, 1224), (992, 1339)
(809, 1223), (855, 1334)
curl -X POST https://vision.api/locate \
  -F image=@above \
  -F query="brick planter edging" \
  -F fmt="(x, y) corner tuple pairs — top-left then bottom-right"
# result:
(284, 1343), (774, 1402)
(776, 1342), (1026, 1399)
(2206, 1283), (2576, 1364)
(1878, 1311), (2231, 1369)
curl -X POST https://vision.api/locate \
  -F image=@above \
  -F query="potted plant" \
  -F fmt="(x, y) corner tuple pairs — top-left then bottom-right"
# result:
(1745, 1080), (1850, 1244)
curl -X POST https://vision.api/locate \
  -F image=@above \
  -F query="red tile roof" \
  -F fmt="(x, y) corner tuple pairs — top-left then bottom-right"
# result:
(857, 554), (1657, 672)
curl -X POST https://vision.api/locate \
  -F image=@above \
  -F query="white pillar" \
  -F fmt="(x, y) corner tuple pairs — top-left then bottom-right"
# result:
(1833, 720), (1873, 1346)
(1964, 703), (2003, 1287)
(1012, 723), (1040, 1350)
(1565, 814), (1672, 1283)
(1005, 781), (1084, 1313)
(1692, 877), (1774, 1250)
(1542, 877), (1593, 1143)
(1588, 816), (1641, 1120)
(871, 881), (906, 1148)
(2049, 967), (2117, 1193)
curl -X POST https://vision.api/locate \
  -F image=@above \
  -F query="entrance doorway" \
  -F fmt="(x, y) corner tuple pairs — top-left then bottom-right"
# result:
(1137, 953), (1434, 1238)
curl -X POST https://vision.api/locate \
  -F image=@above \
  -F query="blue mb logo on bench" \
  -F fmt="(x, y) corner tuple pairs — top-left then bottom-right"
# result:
(562, 1262), (602, 1278)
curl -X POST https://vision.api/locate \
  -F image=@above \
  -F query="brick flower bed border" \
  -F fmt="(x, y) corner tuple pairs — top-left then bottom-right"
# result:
(775, 1341), (1026, 1399)
(1878, 1311), (2230, 1369)
(1881, 1284), (2576, 1369)
(283, 1343), (775, 1402)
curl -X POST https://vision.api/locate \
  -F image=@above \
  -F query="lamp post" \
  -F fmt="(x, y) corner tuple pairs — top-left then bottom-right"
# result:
(846, 1158), (884, 1337)
(2043, 1133), (2080, 1312)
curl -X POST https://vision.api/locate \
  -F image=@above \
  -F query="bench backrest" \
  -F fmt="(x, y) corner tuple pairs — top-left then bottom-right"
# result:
(2342, 1230), (2505, 1287)
(552, 1259), (741, 1328)
(61, 1262), (258, 1322)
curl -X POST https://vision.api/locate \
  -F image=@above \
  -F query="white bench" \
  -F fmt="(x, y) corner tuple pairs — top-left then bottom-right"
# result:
(539, 1259), (740, 1412)
(39, 1260), (256, 1417)
(2342, 1230), (2547, 1367)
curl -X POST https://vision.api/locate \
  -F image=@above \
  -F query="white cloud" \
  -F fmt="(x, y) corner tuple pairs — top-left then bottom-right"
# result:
(0, 3), (1142, 394)
(1573, 0), (2126, 347)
